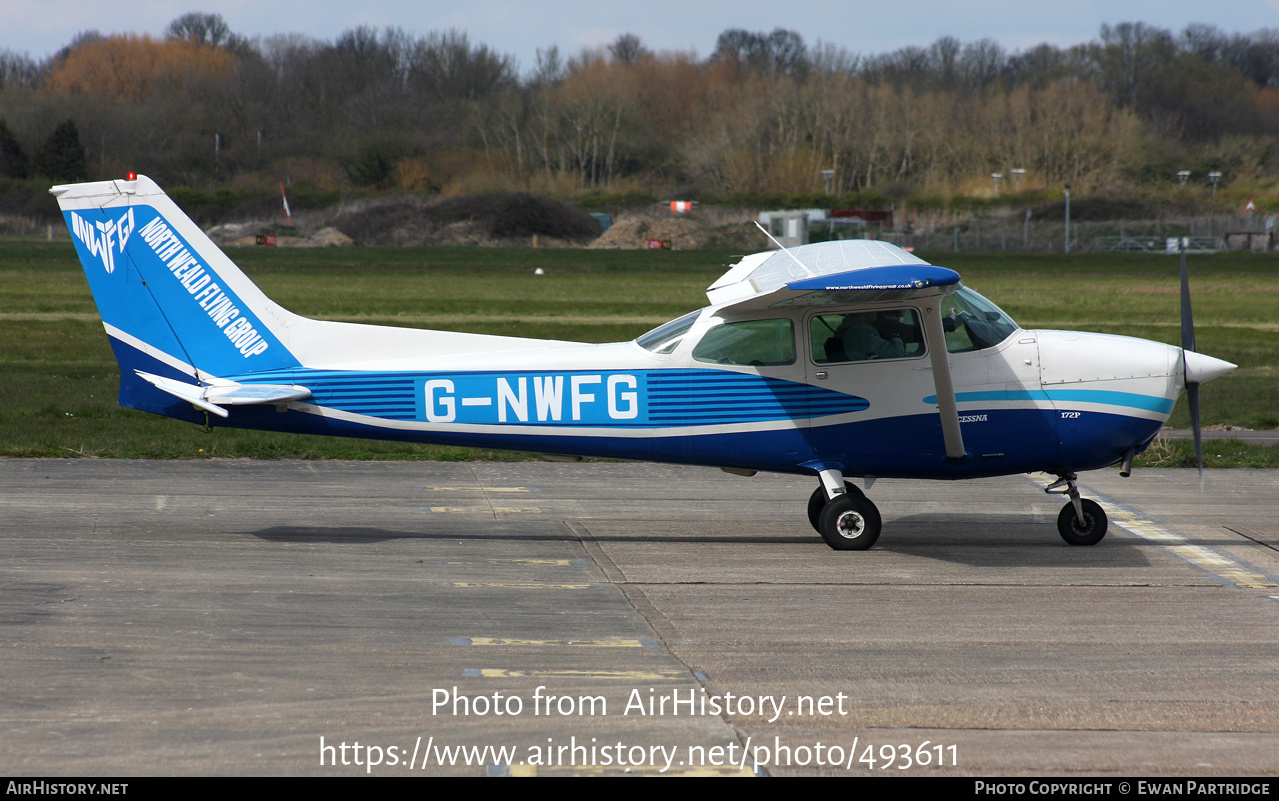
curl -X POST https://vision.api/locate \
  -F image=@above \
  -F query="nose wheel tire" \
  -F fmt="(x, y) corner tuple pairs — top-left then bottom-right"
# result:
(818, 493), (882, 551)
(1057, 498), (1107, 546)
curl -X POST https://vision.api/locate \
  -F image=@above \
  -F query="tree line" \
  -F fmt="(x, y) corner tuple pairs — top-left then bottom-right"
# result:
(1, 13), (1277, 205)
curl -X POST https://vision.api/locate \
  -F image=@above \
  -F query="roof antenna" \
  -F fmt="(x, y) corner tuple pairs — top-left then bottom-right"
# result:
(753, 221), (814, 278)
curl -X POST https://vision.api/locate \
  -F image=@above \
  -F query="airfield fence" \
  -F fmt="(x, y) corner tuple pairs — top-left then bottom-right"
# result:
(1095, 236), (1222, 253)
(868, 215), (1273, 254)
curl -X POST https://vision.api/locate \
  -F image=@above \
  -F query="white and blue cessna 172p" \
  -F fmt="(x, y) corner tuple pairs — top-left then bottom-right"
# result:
(53, 175), (1236, 551)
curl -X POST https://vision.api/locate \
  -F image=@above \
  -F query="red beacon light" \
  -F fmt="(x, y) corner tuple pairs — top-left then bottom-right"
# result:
(125, 171), (137, 181)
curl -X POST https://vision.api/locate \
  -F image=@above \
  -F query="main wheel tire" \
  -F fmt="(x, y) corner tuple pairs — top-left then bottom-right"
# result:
(807, 483), (870, 532)
(1057, 499), (1107, 546)
(818, 493), (882, 551)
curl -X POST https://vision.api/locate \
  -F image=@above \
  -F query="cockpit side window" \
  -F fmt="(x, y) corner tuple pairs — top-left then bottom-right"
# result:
(940, 287), (1018, 353)
(692, 318), (796, 366)
(811, 308), (925, 364)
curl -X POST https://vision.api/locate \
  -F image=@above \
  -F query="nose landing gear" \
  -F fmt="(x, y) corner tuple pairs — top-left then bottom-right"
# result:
(1046, 473), (1108, 545)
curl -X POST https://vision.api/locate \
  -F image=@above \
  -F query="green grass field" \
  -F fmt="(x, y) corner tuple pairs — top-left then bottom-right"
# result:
(2, 238), (1275, 466)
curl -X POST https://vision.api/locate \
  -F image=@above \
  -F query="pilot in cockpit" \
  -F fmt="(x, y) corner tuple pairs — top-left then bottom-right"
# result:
(836, 312), (906, 361)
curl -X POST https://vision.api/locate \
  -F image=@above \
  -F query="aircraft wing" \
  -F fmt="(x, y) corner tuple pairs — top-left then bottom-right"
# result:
(707, 240), (960, 312)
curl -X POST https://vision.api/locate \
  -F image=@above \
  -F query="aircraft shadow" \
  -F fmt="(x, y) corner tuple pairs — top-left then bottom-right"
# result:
(252, 524), (805, 545)
(252, 525), (578, 544)
(878, 513), (1153, 568)
(252, 519), (1154, 569)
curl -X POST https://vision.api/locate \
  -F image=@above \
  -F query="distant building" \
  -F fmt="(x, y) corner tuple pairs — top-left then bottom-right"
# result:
(760, 208), (893, 247)
(758, 210), (810, 247)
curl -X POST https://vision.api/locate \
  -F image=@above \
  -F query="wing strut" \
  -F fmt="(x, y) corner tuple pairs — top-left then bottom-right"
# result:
(921, 304), (966, 459)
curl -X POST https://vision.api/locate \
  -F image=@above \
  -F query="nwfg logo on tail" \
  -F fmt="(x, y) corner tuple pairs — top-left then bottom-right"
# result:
(70, 209), (135, 274)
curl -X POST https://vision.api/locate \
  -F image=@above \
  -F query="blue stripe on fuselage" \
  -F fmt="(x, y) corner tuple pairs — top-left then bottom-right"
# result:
(923, 388), (1175, 415)
(233, 367), (869, 428)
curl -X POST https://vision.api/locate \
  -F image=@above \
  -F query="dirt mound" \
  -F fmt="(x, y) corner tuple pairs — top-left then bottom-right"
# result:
(205, 222), (261, 246)
(333, 193), (601, 246)
(308, 227), (354, 247)
(208, 224), (354, 248)
(589, 214), (759, 250)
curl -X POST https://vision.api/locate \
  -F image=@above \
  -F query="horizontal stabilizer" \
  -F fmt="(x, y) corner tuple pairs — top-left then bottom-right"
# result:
(135, 371), (310, 418)
(203, 382), (312, 405)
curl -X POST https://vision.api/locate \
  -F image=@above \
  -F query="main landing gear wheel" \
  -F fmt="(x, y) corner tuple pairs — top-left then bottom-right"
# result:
(1057, 498), (1107, 546)
(807, 482), (867, 531)
(818, 493), (882, 551)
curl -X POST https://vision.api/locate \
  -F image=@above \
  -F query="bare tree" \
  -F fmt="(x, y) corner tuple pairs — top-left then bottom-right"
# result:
(608, 34), (649, 66)
(1093, 21), (1176, 106)
(958, 39), (1007, 91)
(165, 12), (247, 52)
(713, 28), (808, 77)
(0, 50), (41, 90)
(411, 30), (515, 101)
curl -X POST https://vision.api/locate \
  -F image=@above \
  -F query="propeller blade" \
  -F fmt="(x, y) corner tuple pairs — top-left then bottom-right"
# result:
(1179, 239), (1195, 354)
(1187, 381), (1203, 491)
(1179, 239), (1204, 490)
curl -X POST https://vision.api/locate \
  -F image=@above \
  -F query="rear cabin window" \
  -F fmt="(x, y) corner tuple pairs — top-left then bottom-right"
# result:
(692, 318), (796, 366)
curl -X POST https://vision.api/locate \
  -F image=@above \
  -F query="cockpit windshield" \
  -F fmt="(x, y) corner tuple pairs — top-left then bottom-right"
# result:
(940, 286), (1019, 352)
(636, 310), (701, 354)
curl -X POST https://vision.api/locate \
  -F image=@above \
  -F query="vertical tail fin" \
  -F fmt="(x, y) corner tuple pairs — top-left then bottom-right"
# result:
(52, 175), (301, 385)
(53, 174), (573, 421)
